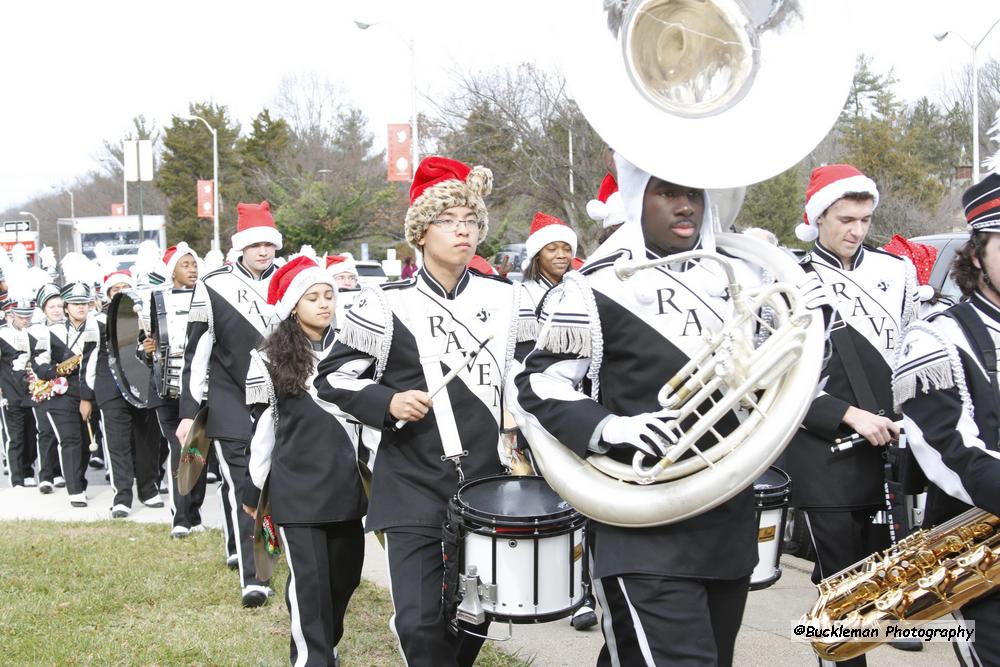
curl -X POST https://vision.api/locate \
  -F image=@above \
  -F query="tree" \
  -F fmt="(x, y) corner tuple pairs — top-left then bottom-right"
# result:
(158, 103), (241, 254)
(735, 165), (806, 246)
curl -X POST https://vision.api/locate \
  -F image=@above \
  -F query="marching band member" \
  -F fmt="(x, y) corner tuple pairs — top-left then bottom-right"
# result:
(29, 280), (100, 508)
(313, 156), (523, 667)
(88, 269), (163, 518)
(28, 284), (65, 491)
(325, 255), (362, 327)
(177, 201), (281, 608)
(243, 256), (366, 667)
(508, 153), (765, 666)
(892, 171), (1000, 667)
(0, 284), (38, 488)
(147, 243), (206, 537)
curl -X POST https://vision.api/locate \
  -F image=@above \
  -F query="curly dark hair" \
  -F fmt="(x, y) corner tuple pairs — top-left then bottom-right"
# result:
(260, 316), (315, 397)
(950, 233), (989, 299)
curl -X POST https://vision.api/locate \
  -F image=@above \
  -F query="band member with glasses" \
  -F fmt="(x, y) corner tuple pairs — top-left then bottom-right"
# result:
(176, 202), (281, 608)
(243, 256), (366, 667)
(893, 170), (1000, 667)
(314, 156), (527, 667)
(508, 152), (778, 666)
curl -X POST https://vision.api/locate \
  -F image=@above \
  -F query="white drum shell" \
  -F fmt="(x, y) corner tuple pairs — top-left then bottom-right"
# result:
(463, 526), (586, 621)
(751, 506), (784, 588)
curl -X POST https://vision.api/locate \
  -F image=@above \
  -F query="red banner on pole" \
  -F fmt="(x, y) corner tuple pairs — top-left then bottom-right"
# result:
(387, 124), (413, 182)
(111, 203), (125, 216)
(197, 180), (214, 218)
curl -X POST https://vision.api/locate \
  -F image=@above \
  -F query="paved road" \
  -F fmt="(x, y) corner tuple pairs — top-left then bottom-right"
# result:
(0, 471), (956, 666)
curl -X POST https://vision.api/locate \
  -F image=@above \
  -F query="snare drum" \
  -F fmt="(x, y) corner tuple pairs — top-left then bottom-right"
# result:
(751, 466), (791, 591)
(449, 474), (588, 623)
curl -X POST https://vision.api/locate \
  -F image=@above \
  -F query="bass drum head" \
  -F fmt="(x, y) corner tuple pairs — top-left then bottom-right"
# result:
(457, 475), (578, 527)
(753, 465), (791, 510)
(108, 290), (151, 408)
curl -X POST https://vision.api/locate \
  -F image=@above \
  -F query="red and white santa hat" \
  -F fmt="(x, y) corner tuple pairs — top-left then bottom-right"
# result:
(586, 173), (627, 229)
(798, 164), (879, 242)
(325, 254), (358, 278)
(101, 269), (134, 295)
(404, 156), (492, 248)
(523, 212), (578, 270)
(267, 256), (335, 321)
(162, 242), (199, 280)
(231, 201), (283, 251)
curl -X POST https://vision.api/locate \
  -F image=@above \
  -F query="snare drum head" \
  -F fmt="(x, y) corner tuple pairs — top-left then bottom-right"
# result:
(458, 475), (573, 521)
(753, 465), (791, 508)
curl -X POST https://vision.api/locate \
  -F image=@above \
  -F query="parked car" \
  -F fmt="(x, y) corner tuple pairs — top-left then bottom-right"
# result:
(354, 260), (387, 288)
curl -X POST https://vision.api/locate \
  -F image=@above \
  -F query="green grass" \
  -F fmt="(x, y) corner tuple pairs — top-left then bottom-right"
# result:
(0, 521), (529, 666)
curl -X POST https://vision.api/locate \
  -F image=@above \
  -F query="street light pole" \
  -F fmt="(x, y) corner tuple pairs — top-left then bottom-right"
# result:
(181, 114), (221, 252)
(936, 16), (1000, 183)
(355, 20), (419, 173)
(18, 210), (52, 260)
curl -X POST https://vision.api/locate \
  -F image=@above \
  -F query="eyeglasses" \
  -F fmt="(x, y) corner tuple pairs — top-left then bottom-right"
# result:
(430, 219), (485, 233)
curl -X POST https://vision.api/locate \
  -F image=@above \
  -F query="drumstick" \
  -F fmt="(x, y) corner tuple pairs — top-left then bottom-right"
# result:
(86, 421), (98, 452)
(830, 421), (904, 453)
(394, 334), (494, 430)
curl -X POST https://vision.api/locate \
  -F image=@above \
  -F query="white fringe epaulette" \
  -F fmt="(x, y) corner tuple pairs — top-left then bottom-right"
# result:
(245, 349), (273, 406)
(335, 286), (393, 383)
(536, 270), (604, 400)
(186, 283), (215, 342)
(901, 257), (920, 329)
(892, 320), (972, 416)
(504, 284), (523, 379)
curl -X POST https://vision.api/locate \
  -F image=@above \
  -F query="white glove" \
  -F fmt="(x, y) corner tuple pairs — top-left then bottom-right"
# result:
(796, 272), (833, 311)
(601, 409), (681, 458)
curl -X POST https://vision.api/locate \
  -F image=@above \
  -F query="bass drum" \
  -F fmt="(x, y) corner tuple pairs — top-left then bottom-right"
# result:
(107, 290), (152, 408)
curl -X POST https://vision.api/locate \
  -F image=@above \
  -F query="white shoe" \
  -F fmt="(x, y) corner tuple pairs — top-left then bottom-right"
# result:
(69, 493), (88, 508)
(23, 477), (37, 488)
(111, 504), (130, 519)
(188, 524), (206, 534)
(53, 476), (66, 488)
(171, 525), (191, 539)
(226, 554), (239, 570)
(141, 496), (165, 509)
(38, 481), (53, 494)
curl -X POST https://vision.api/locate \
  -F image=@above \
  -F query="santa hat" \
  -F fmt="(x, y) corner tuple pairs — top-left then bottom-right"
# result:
(571, 257), (585, 271)
(162, 242), (199, 281)
(101, 270), (134, 295)
(586, 173), (627, 229)
(267, 256), (335, 321)
(404, 156), (492, 248)
(231, 201), (283, 251)
(882, 234), (937, 301)
(325, 254), (358, 278)
(522, 212), (578, 271)
(798, 164), (879, 242)
(468, 255), (496, 275)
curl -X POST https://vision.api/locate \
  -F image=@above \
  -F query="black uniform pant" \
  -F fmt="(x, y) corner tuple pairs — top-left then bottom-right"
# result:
(4, 405), (37, 485)
(156, 402), (206, 528)
(803, 509), (890, 667)
(593, 574), (749, 667)
(47, 407), (87, 495)
(953, 592), (1000, 667)
(100, 398), (159, 507)
(215, 438), (267, 589)
(33, 406), (60, 482)
(279, 520), (365, 667)
(384, 530), (489, 667)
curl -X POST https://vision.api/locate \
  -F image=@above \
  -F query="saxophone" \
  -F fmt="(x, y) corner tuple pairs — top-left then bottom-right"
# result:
(28, 354), (83, 402)
(804, 508), (1000, 661)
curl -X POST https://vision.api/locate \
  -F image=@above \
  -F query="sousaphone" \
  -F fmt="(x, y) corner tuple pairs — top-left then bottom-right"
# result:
(515, 0), (855, 527)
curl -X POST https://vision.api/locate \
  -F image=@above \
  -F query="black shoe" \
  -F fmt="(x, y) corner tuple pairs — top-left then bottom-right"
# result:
(241, 586), (270, 608)
(889, 638), (923, 652)
(39, 481), (54, 494)
(571, 605), (598, 630)
(88, 456), (104, 469)
(227, 555), (239, 570)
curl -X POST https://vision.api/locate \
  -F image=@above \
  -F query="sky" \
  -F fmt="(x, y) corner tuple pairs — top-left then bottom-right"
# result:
(2, 0), (1000, 211)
